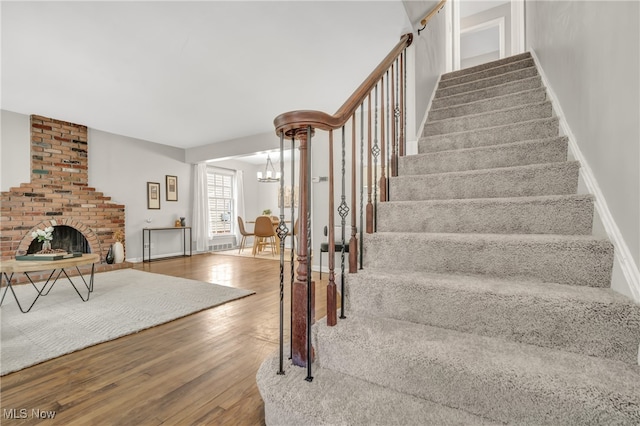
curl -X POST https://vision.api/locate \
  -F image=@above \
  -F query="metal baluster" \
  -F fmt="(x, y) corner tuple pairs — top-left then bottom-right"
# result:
(276, 131), (288, 375)
(366, 93), (373, 234)
(390, 62), (397, 178)
(327, 130), (337, 326)
(385, 70), (391, 198)
(372, 84), (380, 231)
(289, 136), (295, 360)
(400, 51), (406, 158)
(338, 125), (349, 319)
(305, 125), (313, 382)
(349, 114), (357, 273)
(394, 57), (400, 175)
(359, 103), (364, 269)
(379, 75), (387, 202)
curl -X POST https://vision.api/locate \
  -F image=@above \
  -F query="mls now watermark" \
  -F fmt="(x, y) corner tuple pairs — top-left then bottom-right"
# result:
(3, 408), (57, 419)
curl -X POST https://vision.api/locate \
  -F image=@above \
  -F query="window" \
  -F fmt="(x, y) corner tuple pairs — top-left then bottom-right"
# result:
(207, 168), (234, 236)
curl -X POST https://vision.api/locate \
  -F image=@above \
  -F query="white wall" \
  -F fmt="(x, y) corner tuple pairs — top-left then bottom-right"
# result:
(1, 110), (30, 190)
(89, 128), (192, 262)
(526, 0), (640, 298)
(401, 0), (449, 138)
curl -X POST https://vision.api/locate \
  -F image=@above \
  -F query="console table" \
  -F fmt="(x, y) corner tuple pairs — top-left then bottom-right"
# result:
(0, 253), (99, 313)
(142, 227), (192, 262)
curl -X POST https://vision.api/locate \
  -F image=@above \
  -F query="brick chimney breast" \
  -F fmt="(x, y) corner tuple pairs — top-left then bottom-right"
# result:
(1, 115), (126, 269)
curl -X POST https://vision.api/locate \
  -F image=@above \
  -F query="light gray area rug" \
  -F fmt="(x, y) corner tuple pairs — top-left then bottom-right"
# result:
(0, 268), (254, 375)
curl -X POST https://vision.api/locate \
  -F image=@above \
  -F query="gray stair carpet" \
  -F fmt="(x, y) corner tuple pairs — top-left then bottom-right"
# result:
(257, 52), (640, 425)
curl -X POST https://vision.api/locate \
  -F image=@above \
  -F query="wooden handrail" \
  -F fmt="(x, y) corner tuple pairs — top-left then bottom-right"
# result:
(274, 33), (413, 137)
(420, 0), (447, 27)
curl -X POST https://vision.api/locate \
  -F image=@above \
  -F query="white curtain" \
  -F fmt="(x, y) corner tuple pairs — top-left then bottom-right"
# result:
(234, 170), (245, 245)
(192, 163), (211, 252)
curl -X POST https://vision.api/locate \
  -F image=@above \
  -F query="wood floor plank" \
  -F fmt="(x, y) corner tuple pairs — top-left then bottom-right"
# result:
(0, 253), (332, 425)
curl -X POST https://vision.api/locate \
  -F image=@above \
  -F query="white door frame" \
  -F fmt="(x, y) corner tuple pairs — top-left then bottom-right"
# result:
(447, 0), (525, 71)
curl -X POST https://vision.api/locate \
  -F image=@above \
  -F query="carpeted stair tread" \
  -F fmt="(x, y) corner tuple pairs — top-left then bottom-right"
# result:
(428, 87), (547, 121)
(424, 101), (553, 136)
(258, 51), (634, 426)
(432, 76), (543, 110)
(346, 269), (640, 364)
(435, 66), (539, 99)
(441, 52), (532, 81)
(439, 57), (536, 89)
(364, 232), (614, 287)
(390, 161), (579, 201)
(256, 351), (499, 426)
(402, 137), (568, 175)
(313, 315), (640, 425)
(377, 194), (593, 235)
(419, 117), (559, 153)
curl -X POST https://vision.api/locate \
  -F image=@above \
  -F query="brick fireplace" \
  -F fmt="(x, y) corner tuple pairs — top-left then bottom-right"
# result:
(1, 115), (131, 281)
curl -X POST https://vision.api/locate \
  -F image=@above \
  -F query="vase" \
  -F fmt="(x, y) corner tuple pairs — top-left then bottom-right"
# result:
(41, 240), (52, 251)
(113, 241), (125, 263)
(105, 245), (115, 264)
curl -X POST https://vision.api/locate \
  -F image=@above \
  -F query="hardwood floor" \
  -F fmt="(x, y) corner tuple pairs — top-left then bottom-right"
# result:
(0, 253), (331, 425)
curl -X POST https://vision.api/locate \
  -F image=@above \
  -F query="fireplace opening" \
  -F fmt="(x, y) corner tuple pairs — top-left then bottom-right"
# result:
(27, 225), (91, 254)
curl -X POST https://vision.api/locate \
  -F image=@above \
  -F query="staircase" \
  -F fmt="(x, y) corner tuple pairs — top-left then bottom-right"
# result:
(257, 52), (640, 425)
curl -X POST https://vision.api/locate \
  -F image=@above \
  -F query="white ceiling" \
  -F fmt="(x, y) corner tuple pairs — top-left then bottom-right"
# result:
(1, 1), (412, 150)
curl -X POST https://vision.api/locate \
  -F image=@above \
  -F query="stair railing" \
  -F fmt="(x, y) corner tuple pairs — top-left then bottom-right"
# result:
(273, 33), (412, 381)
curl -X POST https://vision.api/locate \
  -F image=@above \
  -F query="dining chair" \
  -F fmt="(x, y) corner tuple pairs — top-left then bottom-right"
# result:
(237, 216), (254, 253)
(319, 225), (349, 279)
(253, 216), (277, 256)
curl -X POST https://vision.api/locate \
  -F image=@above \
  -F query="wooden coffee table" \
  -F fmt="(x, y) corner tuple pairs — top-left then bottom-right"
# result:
(0, 253), (100, 313)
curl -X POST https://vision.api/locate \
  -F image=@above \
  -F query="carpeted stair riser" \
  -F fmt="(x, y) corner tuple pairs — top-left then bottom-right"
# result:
(428, 88), (547, 121)
(441, 52), (532, 81)
(257, 353), (500, 426)
(376, 194), (594, 235)
(313, 316), (640, 425)
(419, 117), (559, 153)
(432, 76), (543, 110)
(424, 101), (553, 136)
(435, 66), (539, 99)
(402, 137), (568, 175)
(363, 232), (614, 287)
(390, 161), (579, 201)
(345, 270), (640, 364)
(257, 51), (635, 426)
(438, 58), (536, 89)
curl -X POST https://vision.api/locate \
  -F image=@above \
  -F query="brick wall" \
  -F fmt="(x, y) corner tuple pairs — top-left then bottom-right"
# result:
(1, 115), (129, 278)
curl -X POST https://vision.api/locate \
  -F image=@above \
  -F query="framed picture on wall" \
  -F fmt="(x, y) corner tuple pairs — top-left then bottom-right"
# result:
(147, 182), (160, 209)
(166, 175), (178, 201)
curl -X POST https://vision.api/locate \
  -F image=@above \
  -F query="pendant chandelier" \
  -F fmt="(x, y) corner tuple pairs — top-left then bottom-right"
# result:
(257, 154), (281, 182)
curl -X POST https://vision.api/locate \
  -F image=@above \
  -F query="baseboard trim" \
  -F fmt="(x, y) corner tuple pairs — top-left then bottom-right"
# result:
(417, 74), (443, 142)
(529, 49), (640, 303)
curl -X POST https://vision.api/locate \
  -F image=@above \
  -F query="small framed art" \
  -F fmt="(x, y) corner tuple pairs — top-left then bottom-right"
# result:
(166, 175), (178, 201)
(147, 182), (161, 209)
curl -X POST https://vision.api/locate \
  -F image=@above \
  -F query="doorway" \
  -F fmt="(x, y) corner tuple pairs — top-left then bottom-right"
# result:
(447, 0), (525, 72)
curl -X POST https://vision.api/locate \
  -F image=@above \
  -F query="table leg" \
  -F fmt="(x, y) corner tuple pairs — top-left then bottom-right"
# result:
(4, 271), (53, 313)
(0, 272), (14, 306)
(38, 269), (64, 296)
(60, 267), (92, 302)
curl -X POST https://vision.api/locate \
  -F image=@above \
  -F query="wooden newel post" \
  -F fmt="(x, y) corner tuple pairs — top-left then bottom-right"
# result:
(292, 129), (315, 368)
